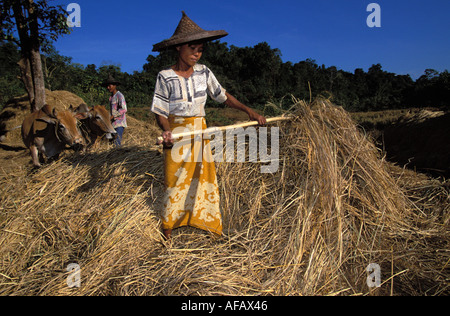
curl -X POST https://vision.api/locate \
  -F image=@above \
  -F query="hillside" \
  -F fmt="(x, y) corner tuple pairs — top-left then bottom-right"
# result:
(0, 91), (448, 296)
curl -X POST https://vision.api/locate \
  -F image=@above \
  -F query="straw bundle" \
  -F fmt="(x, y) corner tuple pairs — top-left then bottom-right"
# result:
(219, 98), (448, 295)
(0, 96), (448, 296)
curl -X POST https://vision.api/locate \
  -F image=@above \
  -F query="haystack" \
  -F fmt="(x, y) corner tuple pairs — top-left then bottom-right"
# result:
(0, 95), (448, 296)
(0, 90), (86, 145)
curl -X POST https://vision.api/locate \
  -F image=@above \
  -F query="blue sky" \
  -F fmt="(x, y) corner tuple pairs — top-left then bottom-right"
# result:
(53, 0), (450, 79)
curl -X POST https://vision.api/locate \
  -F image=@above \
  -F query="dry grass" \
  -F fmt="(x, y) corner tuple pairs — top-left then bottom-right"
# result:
(0, 94), (448, 296)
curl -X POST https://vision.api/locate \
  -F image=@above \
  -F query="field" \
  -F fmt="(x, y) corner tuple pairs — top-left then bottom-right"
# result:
(0, 91), (448, 296)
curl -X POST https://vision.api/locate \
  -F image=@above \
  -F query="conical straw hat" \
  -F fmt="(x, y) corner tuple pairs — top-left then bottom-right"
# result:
(102, 74), (120, 87)
(152, 11), (228, 52)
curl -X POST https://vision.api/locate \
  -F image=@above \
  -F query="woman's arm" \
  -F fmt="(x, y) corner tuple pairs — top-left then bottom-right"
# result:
(155, 114), (173, 146)
(224, 92), (267, 125)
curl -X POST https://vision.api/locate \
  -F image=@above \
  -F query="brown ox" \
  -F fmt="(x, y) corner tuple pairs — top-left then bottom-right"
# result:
(22, 104), (85, 167)
(75, 103), (117, 150)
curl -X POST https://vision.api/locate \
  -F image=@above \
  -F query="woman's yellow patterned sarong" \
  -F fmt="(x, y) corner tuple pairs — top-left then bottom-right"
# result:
(161, 116), (222, 235)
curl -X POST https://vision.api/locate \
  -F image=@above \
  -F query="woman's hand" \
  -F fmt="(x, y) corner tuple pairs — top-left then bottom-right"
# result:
(248, 110), (267, 126)
(224, 92), (267, 126)
(155, 114), (174, 147)
(158, 130), (174, 147)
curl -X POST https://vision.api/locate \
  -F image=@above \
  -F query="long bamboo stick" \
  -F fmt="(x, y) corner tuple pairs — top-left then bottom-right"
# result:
(156, 116), (292, 144)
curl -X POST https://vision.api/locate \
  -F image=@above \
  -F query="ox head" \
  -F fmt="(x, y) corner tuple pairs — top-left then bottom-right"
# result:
(76, 104), (117, 137)
(38, 105), (85, 148)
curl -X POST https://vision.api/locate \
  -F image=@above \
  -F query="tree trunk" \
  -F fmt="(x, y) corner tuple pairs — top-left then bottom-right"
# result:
(17, 56), (35, 109)
(12, 0), (46, 112)
(28, 0), (45, 112)
(29, 47), (46, 112)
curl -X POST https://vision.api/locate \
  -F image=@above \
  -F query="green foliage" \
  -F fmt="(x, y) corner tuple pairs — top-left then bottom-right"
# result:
(0, 40), (449, 112)
(0, 42), (25, 108)
(411, 69), (450, 108)
(0, 0), (70, 47)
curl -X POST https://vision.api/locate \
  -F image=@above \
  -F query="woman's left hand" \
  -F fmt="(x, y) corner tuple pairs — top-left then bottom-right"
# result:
(224, 92), (266, 125)
(248, 110), (267, 126)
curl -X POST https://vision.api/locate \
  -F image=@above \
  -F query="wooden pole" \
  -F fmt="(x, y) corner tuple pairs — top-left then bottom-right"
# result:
(156, 116), (292, 144)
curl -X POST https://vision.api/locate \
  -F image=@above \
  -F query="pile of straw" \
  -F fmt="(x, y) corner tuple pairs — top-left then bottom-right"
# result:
(0, 90), (86, 146)
(0, 97), (448, 296)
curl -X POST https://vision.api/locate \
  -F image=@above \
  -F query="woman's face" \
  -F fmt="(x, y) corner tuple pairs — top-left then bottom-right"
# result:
(176, 43), (204, 67)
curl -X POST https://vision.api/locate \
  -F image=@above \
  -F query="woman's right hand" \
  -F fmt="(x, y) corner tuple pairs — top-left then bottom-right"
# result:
(155, 115), (174, 147)
(159, 130), (174, 147)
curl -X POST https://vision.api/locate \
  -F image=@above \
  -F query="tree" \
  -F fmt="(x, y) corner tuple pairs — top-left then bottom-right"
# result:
(0, 42), (25, 106)
(41, 43), (73, 90)
(0, 0), (70, 112)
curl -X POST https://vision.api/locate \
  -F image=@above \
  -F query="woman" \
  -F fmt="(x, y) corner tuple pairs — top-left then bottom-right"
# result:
(151, 11), (266, 239)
